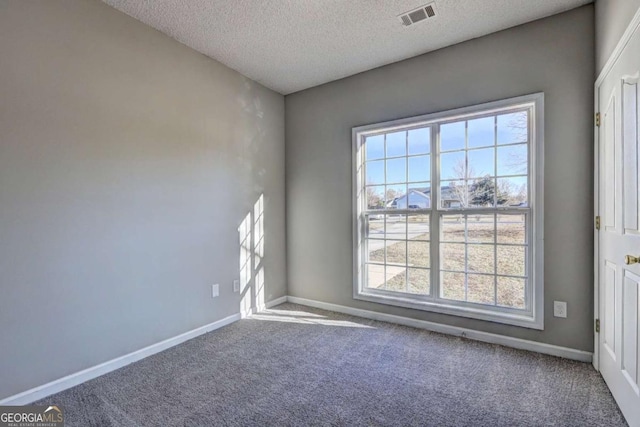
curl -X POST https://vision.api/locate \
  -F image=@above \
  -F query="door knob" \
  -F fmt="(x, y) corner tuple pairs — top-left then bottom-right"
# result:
(625, 255), (640, 265)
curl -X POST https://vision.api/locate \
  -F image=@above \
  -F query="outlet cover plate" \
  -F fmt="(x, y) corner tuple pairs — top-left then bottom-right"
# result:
(233, 280), (240, 293)
(553, 301), (567, 318)
(211, 284), (219, 298)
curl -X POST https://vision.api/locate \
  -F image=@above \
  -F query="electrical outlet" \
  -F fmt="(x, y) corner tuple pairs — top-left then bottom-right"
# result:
(233, 279), (240, 293)
(211, 284), (219, 298)
(553, 301), (567, 318)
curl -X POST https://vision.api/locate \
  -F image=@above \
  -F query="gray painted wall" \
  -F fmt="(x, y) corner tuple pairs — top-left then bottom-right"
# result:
(596, 0), (640, 73)
(285, 6), (595, 351)
(0, 0), (285, 400)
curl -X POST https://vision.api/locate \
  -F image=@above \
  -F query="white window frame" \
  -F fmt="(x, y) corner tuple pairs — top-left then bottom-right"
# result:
(352, 93), (544, 329)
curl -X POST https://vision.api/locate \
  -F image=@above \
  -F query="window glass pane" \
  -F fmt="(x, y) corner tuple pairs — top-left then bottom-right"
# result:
(441, 215), (465, 242)
(497, 176), (527, 206)
(467, 244), (495, 274)
(441, 271), (465, 300)
(408, 155), (430, 182)
(386, 267), (406, 292)
(367, 240), (385, 263)
(441, 181), (465, 209)
(497, 214), (525, 244)
(386, 157), (406, 183)
(386, 131), (406, 157)
(441, 243), (465, 271)
(467, 214), (495, 243)
(385, 240), (407, 265)
(408, 128), (430, 155)
(441, 121), (465, 152)
(366, 263), (385, 290)
(407, 268), (430, 294)
(385, 184), (407, 208)
(438, 210), (528, 307)
(468, 116), (494, 148)
(366, 216), (385, 239)
(469, 176), (497, 208)
(385, 215), (406, 240)
(407, 214), (430, 241)
(407, 241), (429, 267)
(440, 151), (465, 180)
(497, 111), (528, 145)
(406, 184), (431, 209)
(497, 245), (525, 276)
(397, 189), (429, 209)
(468, 147), (495, 178)
(365, 160), (385, 185)
(366, 185), (385, 210)
(497, 277), (526, 308)
(366, 135), (384, 160)
(468, 274), (495, 304)
(497, 144), (527, 176)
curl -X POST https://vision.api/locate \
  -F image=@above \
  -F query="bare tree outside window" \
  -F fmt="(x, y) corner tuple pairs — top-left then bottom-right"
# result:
(385, 188), (399, 205)
(450, 159), (473, 208)
(504, 112), (528, 174)
(497, 179), (527, 206)
(366, 185), (383, 208)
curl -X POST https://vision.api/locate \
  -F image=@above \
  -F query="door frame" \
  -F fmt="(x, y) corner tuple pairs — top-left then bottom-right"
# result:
(593, 7), (640, 372)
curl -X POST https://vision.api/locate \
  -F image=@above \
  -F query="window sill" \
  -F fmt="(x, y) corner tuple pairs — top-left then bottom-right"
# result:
(354, 290), (543, 330)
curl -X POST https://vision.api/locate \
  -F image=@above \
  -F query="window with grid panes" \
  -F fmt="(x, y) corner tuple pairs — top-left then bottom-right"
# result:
(353, 94), (543, 329)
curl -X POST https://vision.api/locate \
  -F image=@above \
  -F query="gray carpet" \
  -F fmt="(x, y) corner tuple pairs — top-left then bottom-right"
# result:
(35, 303), (626, 426)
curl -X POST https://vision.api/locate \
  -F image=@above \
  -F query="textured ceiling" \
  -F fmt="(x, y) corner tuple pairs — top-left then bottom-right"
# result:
(102, 0), (593, 94)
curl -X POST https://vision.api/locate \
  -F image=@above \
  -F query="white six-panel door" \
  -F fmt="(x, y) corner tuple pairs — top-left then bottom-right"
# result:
(598, 13), (640, 427)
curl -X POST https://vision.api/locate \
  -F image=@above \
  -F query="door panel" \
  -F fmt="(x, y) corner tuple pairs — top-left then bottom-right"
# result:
(604, 92), (617, 231)
(622, 271), (639, 392)
(604, 261), (617, 359)
(623, 77), (639, 235)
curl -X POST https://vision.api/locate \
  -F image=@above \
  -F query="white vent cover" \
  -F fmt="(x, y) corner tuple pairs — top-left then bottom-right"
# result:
(398, 2), (437, 26)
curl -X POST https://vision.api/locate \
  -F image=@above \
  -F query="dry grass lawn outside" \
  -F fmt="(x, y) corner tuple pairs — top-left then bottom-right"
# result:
(369, 215), (526, 308)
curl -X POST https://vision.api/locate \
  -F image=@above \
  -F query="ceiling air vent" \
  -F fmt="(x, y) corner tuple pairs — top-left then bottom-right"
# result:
(398, 2), (437, 27)
(425, 4), (435, 17)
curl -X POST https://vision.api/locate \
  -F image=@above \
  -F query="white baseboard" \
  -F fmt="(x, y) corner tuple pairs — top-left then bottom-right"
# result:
(0, 313), (240, 405)
(252, 296), (288, 315)
(263, 296), (288, 309)
(286, 296), (593, 363)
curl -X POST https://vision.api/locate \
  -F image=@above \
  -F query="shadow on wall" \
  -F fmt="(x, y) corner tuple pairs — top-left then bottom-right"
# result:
(238, 194), (265, 317)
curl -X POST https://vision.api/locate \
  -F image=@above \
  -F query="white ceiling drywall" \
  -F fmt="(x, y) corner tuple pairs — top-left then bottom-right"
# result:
(103, 0), (593, 94)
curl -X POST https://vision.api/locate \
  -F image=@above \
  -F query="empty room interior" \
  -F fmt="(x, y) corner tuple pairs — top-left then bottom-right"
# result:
(2, 0), (640, 425)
